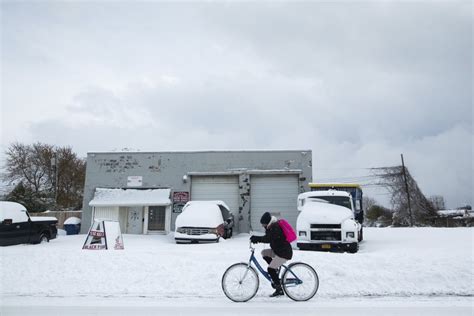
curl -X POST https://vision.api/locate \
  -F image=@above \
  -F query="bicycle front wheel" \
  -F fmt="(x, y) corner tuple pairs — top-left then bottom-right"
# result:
(282, 262), (319, 301)
(222, 263), (259, 302)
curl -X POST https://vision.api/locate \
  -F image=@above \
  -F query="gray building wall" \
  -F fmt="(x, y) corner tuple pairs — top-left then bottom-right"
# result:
(81, 150), (312, 234)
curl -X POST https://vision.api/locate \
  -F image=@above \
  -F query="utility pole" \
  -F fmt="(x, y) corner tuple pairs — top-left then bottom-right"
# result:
(401, 154), (413, 227)
(51, 154), (58, 208)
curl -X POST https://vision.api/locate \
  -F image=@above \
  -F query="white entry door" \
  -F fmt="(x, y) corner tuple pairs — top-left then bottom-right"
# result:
(127, 207), (143, 234)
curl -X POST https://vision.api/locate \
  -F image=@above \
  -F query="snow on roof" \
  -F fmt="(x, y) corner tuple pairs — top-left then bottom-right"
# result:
(89, 188), (171, 207)
(88, 149), (311, 155)
(0, 201), (26, 213)
(0, 201), (29, 222)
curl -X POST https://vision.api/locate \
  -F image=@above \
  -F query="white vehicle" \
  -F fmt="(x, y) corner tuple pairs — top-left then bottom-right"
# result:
(174, 200), (234, 243)
(296, 190), (361, 253)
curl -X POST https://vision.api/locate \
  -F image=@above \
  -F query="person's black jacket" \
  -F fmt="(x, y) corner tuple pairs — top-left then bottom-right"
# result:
(252, 221), (293, 260)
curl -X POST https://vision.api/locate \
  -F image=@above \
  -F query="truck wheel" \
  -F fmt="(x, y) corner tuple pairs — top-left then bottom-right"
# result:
(358, 227), (363, 242)
(39, 234), (49, 244)
(348, 243), (358, 253)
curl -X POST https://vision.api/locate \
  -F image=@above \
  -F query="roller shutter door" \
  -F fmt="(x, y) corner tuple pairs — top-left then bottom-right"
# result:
(191, 176), (239, 215)
(250, 175), (299, 232)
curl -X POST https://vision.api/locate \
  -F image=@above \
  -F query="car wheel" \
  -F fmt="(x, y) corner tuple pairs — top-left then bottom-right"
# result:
(39, 234), (49, 244)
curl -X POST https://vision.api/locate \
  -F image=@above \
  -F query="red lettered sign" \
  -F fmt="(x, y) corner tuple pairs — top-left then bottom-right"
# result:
(173, 191), (189, 203)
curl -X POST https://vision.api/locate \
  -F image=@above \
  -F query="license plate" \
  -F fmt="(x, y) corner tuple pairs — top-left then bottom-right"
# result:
(321, 244), (332, 249)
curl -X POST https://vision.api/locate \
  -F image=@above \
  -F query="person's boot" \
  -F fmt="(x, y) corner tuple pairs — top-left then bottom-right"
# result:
(263, 256), (272, 265)
(268, 268), (284, 297)
(263, 257), (277, 288)
(269, 285), (284, 297)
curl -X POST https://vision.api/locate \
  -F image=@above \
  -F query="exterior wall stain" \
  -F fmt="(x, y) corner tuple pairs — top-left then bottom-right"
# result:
(148, 157), (161, 172)
(238, 174), (251, 233)
(95, 156), (141, 173)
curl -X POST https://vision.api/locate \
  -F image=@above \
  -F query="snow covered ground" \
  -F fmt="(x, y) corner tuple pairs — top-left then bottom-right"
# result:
(1, 228), (472, 315)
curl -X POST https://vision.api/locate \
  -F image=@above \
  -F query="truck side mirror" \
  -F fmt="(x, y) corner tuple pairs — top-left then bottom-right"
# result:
(297, 198), (305, 212)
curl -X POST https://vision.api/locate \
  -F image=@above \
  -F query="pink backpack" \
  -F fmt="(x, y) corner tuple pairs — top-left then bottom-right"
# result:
(278, 219), (297, 243)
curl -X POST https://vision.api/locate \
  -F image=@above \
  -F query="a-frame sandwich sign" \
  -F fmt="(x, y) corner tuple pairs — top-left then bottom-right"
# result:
(83, 219), (124, 250)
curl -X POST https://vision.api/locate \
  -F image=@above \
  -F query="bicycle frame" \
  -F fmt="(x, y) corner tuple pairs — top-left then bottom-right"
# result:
(247, 243), (303, 286)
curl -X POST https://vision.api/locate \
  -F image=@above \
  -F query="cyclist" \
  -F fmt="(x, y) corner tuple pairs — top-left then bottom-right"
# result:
(250, 212), (293, 297)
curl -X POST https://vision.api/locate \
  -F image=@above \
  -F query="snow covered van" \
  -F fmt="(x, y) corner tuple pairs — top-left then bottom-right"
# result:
(296, 190), (360, 253)
(174, 200), (234, 243)
(0, 201), (58, 246)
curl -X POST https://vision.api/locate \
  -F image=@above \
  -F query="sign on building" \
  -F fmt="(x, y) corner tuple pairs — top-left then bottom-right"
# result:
(127, 176), (143, 187)
(83, 219), (124, 250)
(172, 191), (189, 213)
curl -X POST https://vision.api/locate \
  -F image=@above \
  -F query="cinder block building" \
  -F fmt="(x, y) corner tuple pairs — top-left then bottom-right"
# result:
(81, 150), (312, 234)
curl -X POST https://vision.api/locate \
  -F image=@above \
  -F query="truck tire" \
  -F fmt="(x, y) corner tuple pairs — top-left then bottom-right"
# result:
(358, 227), (363, 242)
(38, 233), (49, 244)
(348, 242), (358, 253)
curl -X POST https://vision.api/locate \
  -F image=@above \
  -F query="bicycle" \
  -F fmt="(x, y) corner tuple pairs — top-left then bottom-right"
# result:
(221, 241), (319, 302)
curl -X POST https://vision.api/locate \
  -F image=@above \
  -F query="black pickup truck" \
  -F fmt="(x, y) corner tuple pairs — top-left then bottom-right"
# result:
(0, 201), (58, 246)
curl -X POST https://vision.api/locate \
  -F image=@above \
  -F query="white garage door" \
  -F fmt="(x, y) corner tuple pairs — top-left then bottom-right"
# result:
(250, 175), (299, 232)
(191, 176), (240, 215)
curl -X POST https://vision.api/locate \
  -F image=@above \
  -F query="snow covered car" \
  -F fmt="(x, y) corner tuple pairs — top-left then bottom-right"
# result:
(174, 200), (234, 243)
(296, 190), (360, 253)
(0, 201), (58, 246)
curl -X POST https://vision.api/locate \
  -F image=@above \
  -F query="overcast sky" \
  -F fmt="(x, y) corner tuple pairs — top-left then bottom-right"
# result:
(1, 1), (472, 208)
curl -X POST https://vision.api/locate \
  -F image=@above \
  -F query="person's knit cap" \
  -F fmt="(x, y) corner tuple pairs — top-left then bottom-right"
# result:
(260, 212), (271, 225)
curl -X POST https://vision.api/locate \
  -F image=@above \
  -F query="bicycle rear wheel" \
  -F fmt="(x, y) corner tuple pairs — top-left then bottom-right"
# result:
(282, 262), (319, 301)
(222, 263), (259, 302)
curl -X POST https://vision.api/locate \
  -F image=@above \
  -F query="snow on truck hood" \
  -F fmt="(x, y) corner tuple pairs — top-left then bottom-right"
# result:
(298, 201), (354, 224)
(175, 202), (225, 228)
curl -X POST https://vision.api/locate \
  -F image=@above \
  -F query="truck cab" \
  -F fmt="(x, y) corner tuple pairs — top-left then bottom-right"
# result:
(296, 190), (361, 253)
(0, 201), (58, 246)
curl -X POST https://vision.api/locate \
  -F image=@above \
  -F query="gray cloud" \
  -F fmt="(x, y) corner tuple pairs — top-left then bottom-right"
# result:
(2, 1), (472, 208)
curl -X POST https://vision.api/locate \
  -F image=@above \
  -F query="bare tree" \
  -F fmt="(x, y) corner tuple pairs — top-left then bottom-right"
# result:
(3, 142), (85, 210)
(5, 142), (55, 194)
(363, 196), (377, 212)
(55, 146), (86, 209)
(372, 165), (437, 226)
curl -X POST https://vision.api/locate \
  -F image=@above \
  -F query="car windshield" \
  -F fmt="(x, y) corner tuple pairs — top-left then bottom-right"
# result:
(311, 196), (352, 210)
